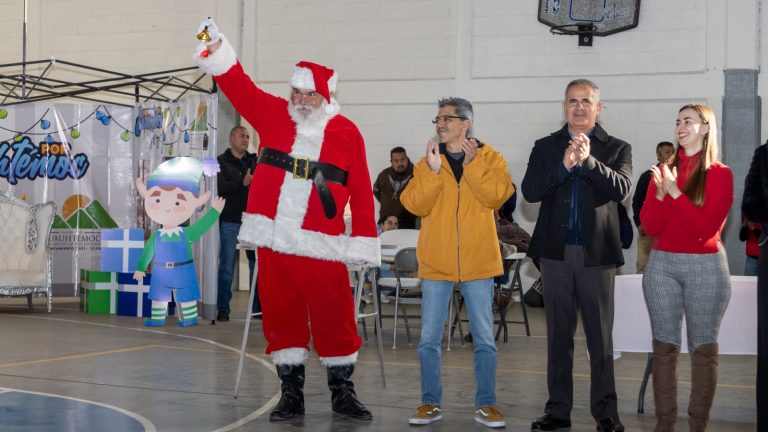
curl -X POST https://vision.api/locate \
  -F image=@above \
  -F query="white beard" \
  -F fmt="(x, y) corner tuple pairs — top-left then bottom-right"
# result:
(288, 100), (330, 127)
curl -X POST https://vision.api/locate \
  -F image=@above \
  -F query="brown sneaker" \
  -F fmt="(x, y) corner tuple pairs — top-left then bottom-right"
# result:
(408, 404), (443, 425)
(474, 405), (505, 428)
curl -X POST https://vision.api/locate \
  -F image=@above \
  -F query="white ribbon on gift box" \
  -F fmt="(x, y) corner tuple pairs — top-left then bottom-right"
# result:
(118, 279), (150, 317)
(82, 273), (118, 314)
(102, 230), (145, 272)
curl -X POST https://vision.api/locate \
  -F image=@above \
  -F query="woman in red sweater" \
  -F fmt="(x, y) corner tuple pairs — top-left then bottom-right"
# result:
(639, 104), (733, 432)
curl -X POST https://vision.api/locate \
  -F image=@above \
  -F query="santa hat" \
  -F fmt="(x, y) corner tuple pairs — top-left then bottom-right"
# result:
(291, 61), (338, 113)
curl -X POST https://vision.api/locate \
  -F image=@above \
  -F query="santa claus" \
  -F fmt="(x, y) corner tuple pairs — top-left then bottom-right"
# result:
(195, 18), (380, 422)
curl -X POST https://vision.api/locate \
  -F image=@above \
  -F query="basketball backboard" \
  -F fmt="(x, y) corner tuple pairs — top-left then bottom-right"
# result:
(538, 0), (641, 37)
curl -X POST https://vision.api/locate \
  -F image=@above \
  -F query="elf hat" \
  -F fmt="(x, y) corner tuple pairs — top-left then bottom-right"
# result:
(146, 157), (203, 195)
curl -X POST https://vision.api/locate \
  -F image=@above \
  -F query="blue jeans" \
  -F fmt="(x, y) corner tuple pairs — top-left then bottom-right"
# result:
(217, 221), (257, 313)
(746, 255), (759, 276)
(419, 278), (497, 407)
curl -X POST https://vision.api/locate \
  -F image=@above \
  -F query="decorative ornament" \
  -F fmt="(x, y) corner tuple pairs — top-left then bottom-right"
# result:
(40, 119), (51, 130)
(202, 157), (220, 177)
(13, 134), (23, 142)
(134, 117), (142, 137)
(121, 131), (131, 142)
(183, 131), (190, 143)
(95, 110), (105, 120)
(45, 134), (54, 144)
(71, 129), (81, 139)
(101, 116), (111, 126)
(0, 109), (8, 119)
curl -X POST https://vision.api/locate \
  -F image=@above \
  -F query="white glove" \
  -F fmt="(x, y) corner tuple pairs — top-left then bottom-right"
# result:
(197, 17), (221, 45)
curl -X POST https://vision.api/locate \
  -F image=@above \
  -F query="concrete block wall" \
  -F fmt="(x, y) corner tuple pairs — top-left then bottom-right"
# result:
(2, 0), (766, 279)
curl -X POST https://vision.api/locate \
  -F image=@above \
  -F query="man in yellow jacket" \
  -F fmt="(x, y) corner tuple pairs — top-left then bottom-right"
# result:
(401, 97), (514, 428)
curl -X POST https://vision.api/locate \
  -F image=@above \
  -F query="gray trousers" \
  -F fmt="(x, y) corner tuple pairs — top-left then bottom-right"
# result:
(642, 248), (731, 352)
(540, 245), (619, 421)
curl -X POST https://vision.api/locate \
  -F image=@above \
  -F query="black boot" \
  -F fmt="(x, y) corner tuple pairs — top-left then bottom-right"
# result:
(269, 364), (305, 422)
(327, 365), (373, 420)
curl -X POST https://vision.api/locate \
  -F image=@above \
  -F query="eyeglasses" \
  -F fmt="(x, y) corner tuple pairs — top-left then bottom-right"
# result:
(291, 89), (320, 100)
(432, 115), (466, 124)
(566, 98), (595, 107)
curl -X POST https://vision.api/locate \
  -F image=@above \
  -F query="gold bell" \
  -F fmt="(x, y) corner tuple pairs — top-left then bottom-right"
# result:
(197, 27), (211, 42)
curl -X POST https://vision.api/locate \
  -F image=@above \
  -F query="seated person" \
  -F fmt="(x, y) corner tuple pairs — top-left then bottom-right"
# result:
(376, 214), (401, 300)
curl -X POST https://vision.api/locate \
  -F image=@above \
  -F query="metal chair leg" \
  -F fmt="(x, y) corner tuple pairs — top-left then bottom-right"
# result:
(370, 275), (387, 387)
(233, 270), (259, 398)
(392, 283), (401, 350)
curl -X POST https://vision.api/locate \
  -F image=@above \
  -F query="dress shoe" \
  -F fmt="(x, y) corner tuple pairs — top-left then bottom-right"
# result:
(596, 417), (625, 432)
(216, 311), (230, 321)
(531, 413), (571, 431)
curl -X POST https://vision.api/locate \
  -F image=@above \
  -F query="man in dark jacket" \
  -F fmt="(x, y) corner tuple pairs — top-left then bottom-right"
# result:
(742, 141), (768, 432)
(522, 79), (632, 432)
(373, 147), (417, 229)
(216, 126), (257, 321)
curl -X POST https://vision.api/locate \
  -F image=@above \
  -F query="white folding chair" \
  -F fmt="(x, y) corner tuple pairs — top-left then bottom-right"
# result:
(351, 264), (386, 387)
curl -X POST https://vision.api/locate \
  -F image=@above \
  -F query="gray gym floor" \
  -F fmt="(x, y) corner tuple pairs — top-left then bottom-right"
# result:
(0, 293), (756, 431)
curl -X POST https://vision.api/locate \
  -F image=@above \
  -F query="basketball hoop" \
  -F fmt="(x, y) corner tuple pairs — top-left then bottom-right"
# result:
(538, 0), (641, 47)
(549, 23), (596, 46)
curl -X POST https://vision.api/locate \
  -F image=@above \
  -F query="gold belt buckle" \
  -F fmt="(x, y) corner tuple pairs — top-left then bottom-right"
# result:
(292, 157), (310, 180)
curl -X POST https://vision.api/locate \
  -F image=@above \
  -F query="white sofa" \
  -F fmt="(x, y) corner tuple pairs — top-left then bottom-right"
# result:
(0, 191), (55, 311)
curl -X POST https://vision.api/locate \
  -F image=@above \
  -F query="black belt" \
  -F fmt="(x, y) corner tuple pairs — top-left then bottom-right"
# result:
(154, 259), (194, 269)
(258, 147), (348, 219)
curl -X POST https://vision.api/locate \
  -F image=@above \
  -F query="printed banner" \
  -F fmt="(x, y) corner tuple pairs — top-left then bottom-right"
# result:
(0, 95), (218, 296)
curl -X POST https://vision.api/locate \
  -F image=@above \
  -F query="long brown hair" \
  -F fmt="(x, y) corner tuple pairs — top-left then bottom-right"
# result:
(671, 104), (719, 206)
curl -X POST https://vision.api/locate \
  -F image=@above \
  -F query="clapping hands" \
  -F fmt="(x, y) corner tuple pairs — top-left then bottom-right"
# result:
(426, 137), (441, 174)
(563, 133), (590, 169)
(650, 164), (681, 200)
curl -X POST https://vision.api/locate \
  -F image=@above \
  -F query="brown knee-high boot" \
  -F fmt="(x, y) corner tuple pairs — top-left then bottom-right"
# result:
(653, 339), (680, 432)
(688, 343), (719, 432)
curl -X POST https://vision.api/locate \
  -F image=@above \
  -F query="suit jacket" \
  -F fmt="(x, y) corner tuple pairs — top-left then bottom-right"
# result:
(743, 143), (768, 224)
(521, 124), (633, 266)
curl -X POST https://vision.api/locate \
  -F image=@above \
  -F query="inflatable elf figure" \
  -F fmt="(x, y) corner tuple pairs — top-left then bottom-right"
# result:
(133, 157), (224, 327)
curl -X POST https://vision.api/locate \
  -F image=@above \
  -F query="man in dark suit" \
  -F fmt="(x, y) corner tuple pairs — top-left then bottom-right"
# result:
(522, 79), (632, 432)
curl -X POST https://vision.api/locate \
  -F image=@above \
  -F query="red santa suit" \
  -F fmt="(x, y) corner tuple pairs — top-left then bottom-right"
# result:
(197, 36), (380, 367)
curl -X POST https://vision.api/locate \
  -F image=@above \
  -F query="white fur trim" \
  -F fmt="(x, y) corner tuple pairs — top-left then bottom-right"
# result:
(290, 66), (315, 91)
(195, 34), (237, 76)
(290, 66), (337, 94)
(320, 352), (358, 367)
(237, 213), (380, 266)
(327, 73), (338, 94)
(271, 347), (309, 366)
(345, 236), (381, 266)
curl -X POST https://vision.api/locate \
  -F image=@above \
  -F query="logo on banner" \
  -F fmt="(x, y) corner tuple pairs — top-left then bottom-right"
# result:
(0, 136), (90, 184)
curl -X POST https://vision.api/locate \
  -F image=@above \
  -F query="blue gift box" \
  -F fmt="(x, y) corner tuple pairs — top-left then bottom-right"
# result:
(116, 272), (175, 317)
(101, 229), (145, 272)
